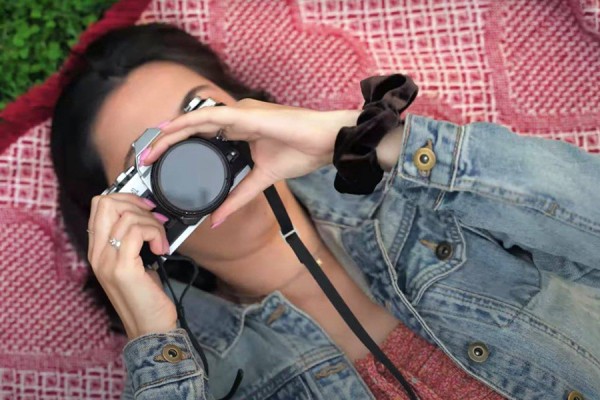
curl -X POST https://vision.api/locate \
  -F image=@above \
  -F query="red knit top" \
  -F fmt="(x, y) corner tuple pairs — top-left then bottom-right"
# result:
(354, 324), (505, 399)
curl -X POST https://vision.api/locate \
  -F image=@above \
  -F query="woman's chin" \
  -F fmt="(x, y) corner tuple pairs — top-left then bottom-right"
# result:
(178, 194), (278, 263)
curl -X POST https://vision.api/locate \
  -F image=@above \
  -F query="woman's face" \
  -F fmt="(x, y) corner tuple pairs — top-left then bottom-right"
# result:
(93, 61), (236, 181)
(92, 61), (277, 268)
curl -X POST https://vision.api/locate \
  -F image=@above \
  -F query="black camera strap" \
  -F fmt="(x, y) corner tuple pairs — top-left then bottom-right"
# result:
(262, 185), (418, 400)
(158, 255), (244, 400)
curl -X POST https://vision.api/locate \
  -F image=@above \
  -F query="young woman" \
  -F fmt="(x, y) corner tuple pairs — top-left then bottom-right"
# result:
(51, 23), (599, 400)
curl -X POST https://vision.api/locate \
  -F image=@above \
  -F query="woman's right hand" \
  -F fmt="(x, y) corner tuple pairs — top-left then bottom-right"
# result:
(146, 99), (360, 227)
(87, 193), (178, 339)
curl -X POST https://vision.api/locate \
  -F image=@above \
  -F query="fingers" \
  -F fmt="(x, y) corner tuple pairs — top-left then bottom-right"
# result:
(110, 212), (169, 258)
(210, 167), (274, 227)
(88, 195), (161, 266)
(146, 99), (281, 165)
(144, 107), (245, 165)
(86, 195), (177, 340)
(88, 193), (155, 234)
(161, 98), (269, 137)
(115, 222), (168, 264)
(88, 196), (101, 260)
(142, 123), (223, 166)
(93, 222), (175, 340)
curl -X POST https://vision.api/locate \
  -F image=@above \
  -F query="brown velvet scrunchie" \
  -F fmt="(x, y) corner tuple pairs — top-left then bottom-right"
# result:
(333, 74), (418, 194)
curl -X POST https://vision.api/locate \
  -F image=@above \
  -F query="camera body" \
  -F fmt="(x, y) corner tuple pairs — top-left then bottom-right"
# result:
(102, 97), (250, 267)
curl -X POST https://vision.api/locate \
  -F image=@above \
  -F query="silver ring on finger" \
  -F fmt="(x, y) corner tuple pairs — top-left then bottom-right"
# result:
(108, 237), (122, 250)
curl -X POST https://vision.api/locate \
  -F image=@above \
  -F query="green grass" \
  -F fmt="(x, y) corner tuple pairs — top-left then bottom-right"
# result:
(0, 0), (117, 110)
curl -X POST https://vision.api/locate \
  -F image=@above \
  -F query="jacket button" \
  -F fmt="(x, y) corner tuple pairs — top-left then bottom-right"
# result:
(467, 342), (489, 363)
(435, 242), (453, 260)
(162, 344), (184, 363)
(567, 391), (584, 400)
(413, 140), (437, 172)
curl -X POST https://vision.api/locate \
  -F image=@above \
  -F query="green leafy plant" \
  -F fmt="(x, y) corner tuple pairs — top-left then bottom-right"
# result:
(0, 0), (117, 110)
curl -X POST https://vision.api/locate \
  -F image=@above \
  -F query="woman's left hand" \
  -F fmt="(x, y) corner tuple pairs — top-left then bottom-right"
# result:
(142, 99), (359, 226)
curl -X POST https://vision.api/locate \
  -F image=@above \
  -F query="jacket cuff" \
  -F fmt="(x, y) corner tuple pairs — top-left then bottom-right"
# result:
(123, 328), (205, 396)
(399, 114), (462, 187)
(391, 114), (462, 208)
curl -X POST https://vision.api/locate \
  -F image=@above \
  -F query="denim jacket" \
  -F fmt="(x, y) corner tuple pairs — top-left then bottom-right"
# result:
(122, 114), (600, 400)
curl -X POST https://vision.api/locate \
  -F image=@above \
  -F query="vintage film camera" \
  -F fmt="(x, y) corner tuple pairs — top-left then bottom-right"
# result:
(102, 97), (250, 268)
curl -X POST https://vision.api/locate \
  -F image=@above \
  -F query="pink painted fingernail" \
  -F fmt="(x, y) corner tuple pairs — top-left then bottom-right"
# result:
(153, 212), (169, 224)
(139, 147), (151, 166)
(142, 198), (156, 208)
(211, 218), (225, 229)
(157, 120), (171, 129)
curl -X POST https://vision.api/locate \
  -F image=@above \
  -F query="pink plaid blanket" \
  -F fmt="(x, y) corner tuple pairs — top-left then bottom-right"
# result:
(1, 0), (598, 398)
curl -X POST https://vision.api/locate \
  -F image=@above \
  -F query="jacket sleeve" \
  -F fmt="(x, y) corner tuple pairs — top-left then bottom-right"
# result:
(121, 328), (210, 399)
(390, 113), (600, 268)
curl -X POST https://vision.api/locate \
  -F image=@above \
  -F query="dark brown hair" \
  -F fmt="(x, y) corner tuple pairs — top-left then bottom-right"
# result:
(50, 23), (270, 331)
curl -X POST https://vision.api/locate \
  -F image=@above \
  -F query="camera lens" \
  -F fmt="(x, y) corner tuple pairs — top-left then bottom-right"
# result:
(152, 139), (230, 216)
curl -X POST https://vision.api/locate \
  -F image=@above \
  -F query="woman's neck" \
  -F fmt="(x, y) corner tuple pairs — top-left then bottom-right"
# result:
(185, 182), (399, 360)
(182, 181), (325, 297)
(277, 242), (399, 360)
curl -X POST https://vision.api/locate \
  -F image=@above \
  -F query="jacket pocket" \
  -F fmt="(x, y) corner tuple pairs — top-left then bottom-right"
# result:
(265, 357), (373, 400)
(264, 377), (315, 400)
(421, 226), (542, 329)
(391, 207), (467, 305)
(340, 206), (466, 306)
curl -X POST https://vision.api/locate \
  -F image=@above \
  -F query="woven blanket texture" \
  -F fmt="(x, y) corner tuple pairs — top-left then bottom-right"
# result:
(0, 0), (598, 398)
